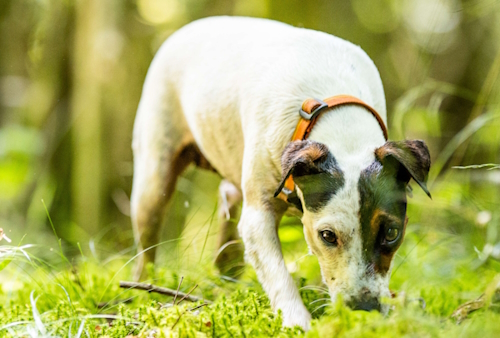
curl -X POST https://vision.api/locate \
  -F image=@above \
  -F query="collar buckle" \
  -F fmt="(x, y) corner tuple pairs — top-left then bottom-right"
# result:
(299, 99), (328, 120)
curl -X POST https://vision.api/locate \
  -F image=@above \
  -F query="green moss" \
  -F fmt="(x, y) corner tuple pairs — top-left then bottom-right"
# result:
(1, 170), (500, 337)
(1, 255), (499, 337)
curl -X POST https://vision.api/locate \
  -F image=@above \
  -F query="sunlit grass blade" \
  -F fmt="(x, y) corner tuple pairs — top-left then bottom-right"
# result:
(452, 164), (500, 170)
(429, 110), (500, 185)
(30, 291), (47, 336)
(75, 319), (85, 338)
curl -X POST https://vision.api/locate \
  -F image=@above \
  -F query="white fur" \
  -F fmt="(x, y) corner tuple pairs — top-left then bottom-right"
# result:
(134, 16), (388, 330)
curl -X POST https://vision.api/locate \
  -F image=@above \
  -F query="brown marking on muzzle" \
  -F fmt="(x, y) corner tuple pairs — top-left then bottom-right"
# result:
(369, 209), (401, 274)
(377, 214), (409, 274)
(377, 248), (395, 275)
(369, 209), (384, 240)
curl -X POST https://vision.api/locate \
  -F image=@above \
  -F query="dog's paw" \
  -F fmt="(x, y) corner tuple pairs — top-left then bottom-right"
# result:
(281, 304), (312, 331)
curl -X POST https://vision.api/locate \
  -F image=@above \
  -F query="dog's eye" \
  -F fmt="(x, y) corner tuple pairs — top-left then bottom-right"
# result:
(385, 227), (399, 243)
(320, 230), (337, 245)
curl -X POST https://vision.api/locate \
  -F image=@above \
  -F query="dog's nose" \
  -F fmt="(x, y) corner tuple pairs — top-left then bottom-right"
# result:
(351, 297), (380, 311)
(348, 289), (381, 312)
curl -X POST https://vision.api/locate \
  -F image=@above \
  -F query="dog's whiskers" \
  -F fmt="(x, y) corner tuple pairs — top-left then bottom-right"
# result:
(300, 285), (329, 294)
(311, 303), (331, 314)
(308, 298), (330, 305)
(293, 253), (313, 264)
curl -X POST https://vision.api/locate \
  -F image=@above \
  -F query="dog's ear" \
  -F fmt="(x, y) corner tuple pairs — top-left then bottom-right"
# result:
(375, 140), (431, 198)
(274, 140), (332, 197)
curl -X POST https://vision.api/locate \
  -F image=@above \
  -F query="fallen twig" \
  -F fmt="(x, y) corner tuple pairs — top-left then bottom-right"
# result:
(119, 281), (211, 304)
(451, 287), (500, 323)
(188, 302), (209, 312)
(175, 284), (198, 306)
(171, 302), (210, 329)
(173, 276), (184, 305)
(451, 294), (487, 323)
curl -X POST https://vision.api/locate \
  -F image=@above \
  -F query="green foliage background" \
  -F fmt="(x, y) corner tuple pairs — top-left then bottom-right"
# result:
(1, 0), (500, 337)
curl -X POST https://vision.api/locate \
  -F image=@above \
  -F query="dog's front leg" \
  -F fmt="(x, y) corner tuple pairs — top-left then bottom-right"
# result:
(238, 203), (311, 330)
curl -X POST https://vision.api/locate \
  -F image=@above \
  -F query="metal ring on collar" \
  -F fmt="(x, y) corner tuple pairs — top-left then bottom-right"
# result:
(299, 99), (329, 120)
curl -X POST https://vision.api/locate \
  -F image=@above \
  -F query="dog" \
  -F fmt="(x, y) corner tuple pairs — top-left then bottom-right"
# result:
(130, 16), (431, 330)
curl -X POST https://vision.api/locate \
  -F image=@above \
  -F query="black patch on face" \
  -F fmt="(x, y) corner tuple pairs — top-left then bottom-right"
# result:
(295, 169), (345, 212)
(275, 140), (345, 212)
(375, 140), (431, 198)
(358, 160), (408, 276)
(286, 190), (303, 213)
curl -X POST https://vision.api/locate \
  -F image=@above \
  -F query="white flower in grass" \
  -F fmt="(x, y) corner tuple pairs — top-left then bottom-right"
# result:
(0, 228), (11, 243)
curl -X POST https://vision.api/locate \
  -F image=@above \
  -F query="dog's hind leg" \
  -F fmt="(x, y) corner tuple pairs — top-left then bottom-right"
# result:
(214, 179), (244, 278)
(130, 91), (193, 281)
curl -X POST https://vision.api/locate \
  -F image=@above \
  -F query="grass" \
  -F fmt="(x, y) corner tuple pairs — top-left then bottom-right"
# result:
(1, 88), (500, 336)
(1, 168), (500, 338)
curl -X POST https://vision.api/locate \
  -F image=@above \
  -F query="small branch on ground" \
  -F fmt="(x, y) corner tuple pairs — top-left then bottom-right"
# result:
(188, 302), (209, 312)
(173, 276), (184, 305)
(119, 281), (211, 304)
(451, 295), (486, 323)
(175, 284), (198, 306)
(451, 285), (500, 323)
(171, 302), (209, 329)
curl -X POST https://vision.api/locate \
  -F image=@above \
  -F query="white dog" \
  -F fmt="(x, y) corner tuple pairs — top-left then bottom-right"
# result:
(131, 16), (431, 330)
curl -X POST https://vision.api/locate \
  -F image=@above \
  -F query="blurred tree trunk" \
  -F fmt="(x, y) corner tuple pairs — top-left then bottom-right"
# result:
(71, 0), (113, 234)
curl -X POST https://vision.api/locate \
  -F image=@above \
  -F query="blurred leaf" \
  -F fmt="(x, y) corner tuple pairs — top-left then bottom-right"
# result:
(278, 226), (303, 243)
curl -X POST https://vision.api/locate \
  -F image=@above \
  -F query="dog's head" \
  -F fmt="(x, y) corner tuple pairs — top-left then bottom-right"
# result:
(275, 139), (431, 311)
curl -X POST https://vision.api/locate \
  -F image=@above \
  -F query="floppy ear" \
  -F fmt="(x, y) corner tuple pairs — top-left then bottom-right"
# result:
(375, 140), (432, 198)
(274, 140), (332, 197)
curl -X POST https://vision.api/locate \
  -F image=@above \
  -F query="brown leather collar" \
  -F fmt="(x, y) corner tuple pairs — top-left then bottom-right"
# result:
(278, 94), (388, 202)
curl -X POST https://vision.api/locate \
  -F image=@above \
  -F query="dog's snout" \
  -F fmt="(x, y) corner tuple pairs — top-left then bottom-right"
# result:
(348, 288), (381, 312)
(352, 297), (380, 311)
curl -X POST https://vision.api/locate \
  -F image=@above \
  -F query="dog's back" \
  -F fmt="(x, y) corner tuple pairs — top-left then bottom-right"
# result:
(135, 16), (386, 186)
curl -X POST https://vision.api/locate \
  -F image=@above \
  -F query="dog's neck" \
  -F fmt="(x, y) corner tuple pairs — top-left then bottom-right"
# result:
(307, 104), (387, 171)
